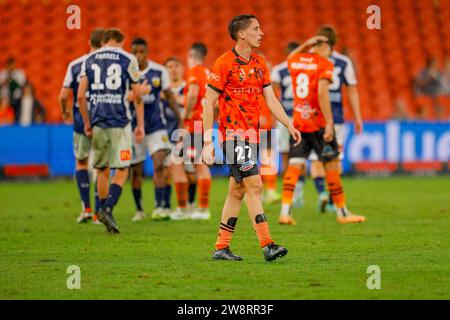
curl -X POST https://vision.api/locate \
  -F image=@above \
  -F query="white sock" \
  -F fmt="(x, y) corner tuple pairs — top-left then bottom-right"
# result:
(336, 206), (349, 218)
(292, 181), (304, 202)
(281, 203), (291, 216)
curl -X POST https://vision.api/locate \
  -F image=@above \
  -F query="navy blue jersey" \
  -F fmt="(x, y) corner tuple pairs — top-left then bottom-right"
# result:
(271, 61), (294, 117)
(130, 61), (170, 134)
(329, 51), (358, 124)
(163, 82), (185, 140)
(63, 54), (88, 134)
(81, 46), (140, 129)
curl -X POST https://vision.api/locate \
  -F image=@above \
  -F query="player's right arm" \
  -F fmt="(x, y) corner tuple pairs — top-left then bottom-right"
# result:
(202, 87), (219, 165)
(318, 78), (334, 142)
(128, 57), (146, 144)
(60, 64), (74, 123)
(77, 75), (91, 138)
(59, 88), (72, 123)
(131, 83), (145, 144)
(287, 36), (329, 60)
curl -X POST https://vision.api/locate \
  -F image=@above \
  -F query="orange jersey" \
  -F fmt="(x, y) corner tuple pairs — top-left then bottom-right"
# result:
(184, 65), (209, 133)
(208, 48), (271, 143)
(288, 53), (333, 132)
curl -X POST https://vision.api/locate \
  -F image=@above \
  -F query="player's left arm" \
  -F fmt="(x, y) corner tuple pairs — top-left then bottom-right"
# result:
(263, 86), (301, 146)
(77, 75), (91, 138)
(318, 79), (334, 142)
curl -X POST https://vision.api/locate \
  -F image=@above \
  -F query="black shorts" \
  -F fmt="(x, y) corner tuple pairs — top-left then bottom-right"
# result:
(222, 139), (259, 183)
(289, 128), (339, 162)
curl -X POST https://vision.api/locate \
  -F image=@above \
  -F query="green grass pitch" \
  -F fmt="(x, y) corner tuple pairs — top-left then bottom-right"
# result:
(0, 176), (449, 299)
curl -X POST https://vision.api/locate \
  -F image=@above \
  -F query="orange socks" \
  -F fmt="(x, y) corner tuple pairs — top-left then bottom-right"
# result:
(174, 182), (188, 208)
(254, 214), (273, 248)
(198, 178), (211, 209)
(261, 165), (277, 191)
(281, 166), (301, 204)
(215, 217), (238, 250)
(325, 169), (345, 208)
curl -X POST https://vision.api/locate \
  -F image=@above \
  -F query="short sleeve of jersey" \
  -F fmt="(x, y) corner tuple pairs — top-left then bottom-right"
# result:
(318, 57), (334, 81)
(208, 57), (228, 93)
(63, 64), (73, 88)
(127, 57), (140, 84)
(343, 59), (357, 86)
(261, 58), (271, 88)
(270, 65), (281, 83)
(161, 67), (170, 91)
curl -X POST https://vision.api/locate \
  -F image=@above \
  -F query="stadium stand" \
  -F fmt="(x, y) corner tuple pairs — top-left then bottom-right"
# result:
(0, 0), (449, 122)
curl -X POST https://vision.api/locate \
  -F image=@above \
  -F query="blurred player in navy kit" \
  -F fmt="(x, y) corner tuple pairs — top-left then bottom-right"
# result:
(128, 38), (180, 222)
(59, 28), (104, 224)
(78, 28), (147, 234)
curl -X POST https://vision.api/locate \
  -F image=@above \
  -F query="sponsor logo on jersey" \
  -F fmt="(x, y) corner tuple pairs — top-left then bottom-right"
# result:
(239, 160), (255, 172)
(120, 150), (131, 161)
(209, 72), (220, 81)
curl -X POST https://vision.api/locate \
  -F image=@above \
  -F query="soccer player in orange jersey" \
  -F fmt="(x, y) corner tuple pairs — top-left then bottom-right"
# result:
(170, 43), (212, 220)
(203, 15), (301, 261)
(278, 35), (366, 225)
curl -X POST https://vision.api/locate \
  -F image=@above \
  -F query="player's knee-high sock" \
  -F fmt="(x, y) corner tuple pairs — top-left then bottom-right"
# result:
(164, 184), (172, 209)
(215, 217), (238, 250)
(313, 177), (325, 194)
(261, 165), (277, 191)
(132, 188), (144, 211)
(254, 214), (273, 248)
(75, 170), (91, 212)
(188, 183), (197, 205)
(198, 179), (211, 209)
(281, 166), (301, 215)
(154, 187), (165, 208)
(94, 182), (100, 214)
(104, 183), (123, 213)
(174, 182), (188, 209)
(325, 170), (346, 216)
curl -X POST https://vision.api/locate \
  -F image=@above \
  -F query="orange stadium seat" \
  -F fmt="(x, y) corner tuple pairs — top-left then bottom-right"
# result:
(0, 0), (448, 122)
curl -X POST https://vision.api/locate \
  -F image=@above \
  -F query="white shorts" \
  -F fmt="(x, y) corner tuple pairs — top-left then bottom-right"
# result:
(73, 132), (92, 161)
(92, 123), (132, 169)
(308, 124), (345, 161)
(277, 119), (291, 153)
(131, 129), (172, 165)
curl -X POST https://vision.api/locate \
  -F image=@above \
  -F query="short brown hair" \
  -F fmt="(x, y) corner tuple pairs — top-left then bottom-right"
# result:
(164, 56), (183, 65)
(90, 28), (105, 49)
(228, 14), (258, 41)
(316, 25), (338, 47)
(103, 28), (125, 44)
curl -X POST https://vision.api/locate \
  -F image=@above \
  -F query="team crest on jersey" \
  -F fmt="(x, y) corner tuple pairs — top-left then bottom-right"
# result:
(162, 135), (169, 143)
(152, 77), (161, 87)
(120, 150), (131, 161)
